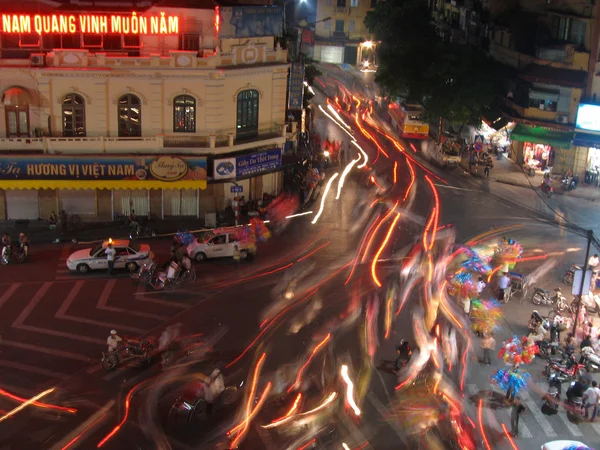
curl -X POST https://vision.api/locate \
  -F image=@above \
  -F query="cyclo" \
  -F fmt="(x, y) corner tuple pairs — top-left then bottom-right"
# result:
(101, 336), (155, 370)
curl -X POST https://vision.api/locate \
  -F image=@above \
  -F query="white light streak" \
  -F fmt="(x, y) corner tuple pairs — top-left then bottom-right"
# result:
(336, 155), (361, 200)
(298, 392), (338, 416)
(312, 173), (339, 224)
(308, 86), (315, 95)
(327, 104), (351, 129)
(342, 444), (351, 450)
(351, 141), (368, 169)
(285, 211), (313, 219)
(340, 365), (361, 416)
(318, 105), (355, 140)
(0, 388), (55, 423)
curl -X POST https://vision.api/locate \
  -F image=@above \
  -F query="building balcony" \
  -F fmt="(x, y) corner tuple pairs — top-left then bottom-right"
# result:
(499, 97), (572, 126)
(489, 41), (589, 72)
(333, 6), (349, 14)
(0, 123), (286, 155)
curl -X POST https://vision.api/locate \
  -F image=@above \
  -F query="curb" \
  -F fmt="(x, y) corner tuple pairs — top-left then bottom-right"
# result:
(494, 178), (599, 201)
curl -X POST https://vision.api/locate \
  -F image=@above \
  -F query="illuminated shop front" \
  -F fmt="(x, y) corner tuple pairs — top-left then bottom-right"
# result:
(574, 103), (600, 185)
(509, 123), (573, 174)
(0, 2), (290, 221)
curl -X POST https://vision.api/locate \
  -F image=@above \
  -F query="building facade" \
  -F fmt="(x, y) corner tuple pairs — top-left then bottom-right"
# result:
(0, 0), (290, 222)
(312, 0), (375, 65)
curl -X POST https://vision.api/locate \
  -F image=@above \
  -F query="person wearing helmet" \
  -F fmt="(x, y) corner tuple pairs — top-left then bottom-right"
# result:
(528, 310), (543, 335)
(18, 232), (29, 257)
(107, 329), (122, 353)
(1, 232), (11, 248)
(394, 340), (412, 371)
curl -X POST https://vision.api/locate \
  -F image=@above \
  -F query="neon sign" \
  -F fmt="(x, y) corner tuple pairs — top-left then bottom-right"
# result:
(1, 12), (179, 35)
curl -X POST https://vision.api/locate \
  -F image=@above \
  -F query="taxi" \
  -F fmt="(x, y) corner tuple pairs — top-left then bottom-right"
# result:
(186, 227), (252, 262)
(66, 238), (154, 274)
(542, 441), (590, 450)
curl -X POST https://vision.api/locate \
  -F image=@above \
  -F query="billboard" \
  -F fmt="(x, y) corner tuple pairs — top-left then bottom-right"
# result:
(214, 148), (282, 180)
(576, 104), (600, 133)
(218, 6), (283, 39)
(288, 62), (305, 111)
(0, 155), (206, 181)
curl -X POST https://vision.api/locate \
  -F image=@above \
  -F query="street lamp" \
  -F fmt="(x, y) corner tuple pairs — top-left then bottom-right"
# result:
(362, 40), (374, 48)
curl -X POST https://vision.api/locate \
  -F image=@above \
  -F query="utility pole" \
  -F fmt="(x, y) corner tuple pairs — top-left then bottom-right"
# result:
(572, 229), (593, 335)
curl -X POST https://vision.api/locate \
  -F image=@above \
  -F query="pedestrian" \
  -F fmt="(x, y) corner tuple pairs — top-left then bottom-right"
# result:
(498, 272), (511, 301)
(233, 244), (241, 271)
(106, 242), (116, 276)
(476, 276), (486, 296)
(584, 380), (600, 421)
(480, 332), (495, 365)
(510, 397), (526, 436)
(462, 295), (471, 316)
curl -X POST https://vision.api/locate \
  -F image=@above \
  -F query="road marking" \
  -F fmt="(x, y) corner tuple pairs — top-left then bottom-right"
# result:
(0, 283), (20, 310)
(49, 400), (115, 450)
(519, 391), (556, 437)
(97, 279), (167, 320)
(56, 281), (146, 334)
(433, 184), (476, 192)
(13, 282), (52, 325)
(557, 412), (583, 436)
(1, 340), (91, 362)
(336, 410), (374, 450)
(367, 392), (404, 441)
(132, 284), (189, 308)
(0, 359), (67, 378)
(474, 384), (532, 438)
(590, 422), (600, 436)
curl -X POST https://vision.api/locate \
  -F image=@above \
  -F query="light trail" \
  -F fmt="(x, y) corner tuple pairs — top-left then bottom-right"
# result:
(393, 161), (398, 183)
(318, 105), (355, 140)
(327, 104), (352, 129)
(345, 213), (382, 285)
(285, 211), (313, 219)
(262, 393), (302, 429)
(336, 154), (361, 199)
(0, 387), (76, 413)
(371, 212), (402, 287)
(97, 381), (146, 447)
(340, 365), (361, 416)
(361, 201), (398, 264)
(288, 334), (331, 393)
(403, 159), (416, 202)
(230, 383), (271, 449)
(312, 172), (339, 224)
(61, 413), (108, 450)
(501, 423), (520, 450)
(478, 399), (492, 450)
(298, 392), (337, 416)
(0, 388), (55, 423)
(351, 141), (369, 168)
(296, 241), (330, 262)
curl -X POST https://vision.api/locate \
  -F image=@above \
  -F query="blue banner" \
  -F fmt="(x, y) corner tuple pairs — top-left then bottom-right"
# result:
(214, 148), (282, 180)
(218, 6), (283, 39)
(288, 63), (305, 111)
(0, 155), (207, 181)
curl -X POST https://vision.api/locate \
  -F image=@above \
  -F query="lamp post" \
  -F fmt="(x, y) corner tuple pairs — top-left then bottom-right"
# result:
(297, 17), (331, 61)
(572, 229), (594, 334)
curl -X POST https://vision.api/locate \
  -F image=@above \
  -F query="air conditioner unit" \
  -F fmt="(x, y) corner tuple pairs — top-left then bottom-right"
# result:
(556, 115), (568, 124)
(30, 54), (45, 67)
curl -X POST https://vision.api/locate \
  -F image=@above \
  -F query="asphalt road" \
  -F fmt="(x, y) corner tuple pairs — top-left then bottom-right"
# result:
(1, 69), (600, 450)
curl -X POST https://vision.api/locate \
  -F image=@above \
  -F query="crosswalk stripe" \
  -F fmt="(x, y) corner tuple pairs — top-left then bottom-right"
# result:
(517, 391), (557, 437)
(591, 422), (600, 436)
(557, 412), (583, 436)
(504, 409), (533, 438)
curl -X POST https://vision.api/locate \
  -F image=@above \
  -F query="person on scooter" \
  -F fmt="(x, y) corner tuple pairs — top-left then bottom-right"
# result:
(567, 376), (589, 403)
(128, 209), (140, 234)
(1, 232), (11, 249)
(528, 311), (543, 334)
(18, 232), (29, 257)
(107, 329), (122, 353)
(394, 340), (412, 371)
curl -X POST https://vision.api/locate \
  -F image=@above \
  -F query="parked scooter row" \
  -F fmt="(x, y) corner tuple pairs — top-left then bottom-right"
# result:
(1, 232), (29, 265)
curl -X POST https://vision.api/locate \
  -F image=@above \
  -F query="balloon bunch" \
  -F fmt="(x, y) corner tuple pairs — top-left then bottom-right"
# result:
(323, 139), (341, 155)
(305, 168), (323, 190)
(460, 249), (492, 274)
(175, 231), (195, 246)
(491, 368), (530, 397)
(237, 218), (271, 251)
(470, 299), (503, 335)
(563, 446), (593, 450)
(497, 335), (539, 367)
(265, 193), (299, 228)
(446, 270), (478, 299)
(494, 237), (523, 270)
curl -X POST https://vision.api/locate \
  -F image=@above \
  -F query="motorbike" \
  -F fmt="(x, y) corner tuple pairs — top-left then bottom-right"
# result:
(130, 260), (158, 286)
(544, 354), (587, 383)
(561, 175), (579, 191)
(129, 222), (157, 240)
(531, 287), (568, 310)
(542, 373), (562, 414)
(580, 346), (600, 372)
(537, 338), (562, 359)
(540, 182), (554, 197)
(548, 309), (573, 332)
(149, 259), (196, 290)
(563, 264), (581, 285)
(570, 294), (600, 317)
(101, 337), (155, 370)
(1, 244), (26, 265)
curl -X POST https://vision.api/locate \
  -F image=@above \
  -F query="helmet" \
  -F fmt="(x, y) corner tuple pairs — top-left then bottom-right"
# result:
(110, 329), (118, 335)
(555, 287), (561, 292)
(19, 232), (24, 238)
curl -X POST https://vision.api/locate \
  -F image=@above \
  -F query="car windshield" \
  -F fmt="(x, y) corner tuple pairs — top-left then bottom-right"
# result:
(90, 244), (102, 256)
(129, 242), (141, 252)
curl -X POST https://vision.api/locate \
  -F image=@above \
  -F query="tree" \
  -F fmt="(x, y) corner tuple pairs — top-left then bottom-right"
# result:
(365, 0), (506, 127)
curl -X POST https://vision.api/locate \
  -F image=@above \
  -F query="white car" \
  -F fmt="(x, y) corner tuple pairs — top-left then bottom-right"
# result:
(66, 239), (154, 274)
(186, 227), (252, 262)
(542, 441), (590, 450)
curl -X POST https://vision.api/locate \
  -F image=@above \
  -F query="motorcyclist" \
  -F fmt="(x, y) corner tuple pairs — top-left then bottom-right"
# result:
(528, 310), (543, 334)
(128, 209), (140, 234)
(394, 340), (412, 371)
(1, 232), (11, 248)
(19, 232), (29, 257)
(567, 376), (589, 403)
(107, 329), (122, 353)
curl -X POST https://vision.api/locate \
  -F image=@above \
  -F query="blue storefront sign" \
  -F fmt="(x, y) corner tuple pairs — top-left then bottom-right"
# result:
(288, 62), (305, 111)
(231, 185), (243, 193)
(214, 148), (282, 180)
(218, 6), (283, 39)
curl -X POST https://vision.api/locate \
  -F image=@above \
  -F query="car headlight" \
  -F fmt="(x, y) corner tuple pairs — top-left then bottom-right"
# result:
(323, 150), (330, 157)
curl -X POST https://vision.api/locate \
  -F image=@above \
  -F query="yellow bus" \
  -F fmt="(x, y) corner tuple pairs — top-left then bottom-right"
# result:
(388, 103), (430, 140)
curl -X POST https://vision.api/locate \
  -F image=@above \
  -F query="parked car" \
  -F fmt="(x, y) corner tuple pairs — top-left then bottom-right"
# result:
(186, 227), (253, 262)
(542, 441), (591, 450)
(66, 239), (154, 274)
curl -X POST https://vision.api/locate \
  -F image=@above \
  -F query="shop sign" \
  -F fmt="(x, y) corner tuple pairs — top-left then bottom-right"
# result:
(1, 13), (179, 35)
(217, 6), (282, 39)
(214, 148), (282, 180)
(288, 63), (305, 111)
(576, 104), (600, 134)
(0, 155), (206, 181)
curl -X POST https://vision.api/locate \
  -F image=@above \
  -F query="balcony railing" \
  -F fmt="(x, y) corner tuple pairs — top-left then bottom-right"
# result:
(499, 97), (572, 124)
(489, 41), (589, 71)
(0, 124), (286, 155)
(334, 6), (349, 14)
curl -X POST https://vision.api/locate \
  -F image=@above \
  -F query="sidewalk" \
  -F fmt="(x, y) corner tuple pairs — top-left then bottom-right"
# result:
(462, 155), (600, 202)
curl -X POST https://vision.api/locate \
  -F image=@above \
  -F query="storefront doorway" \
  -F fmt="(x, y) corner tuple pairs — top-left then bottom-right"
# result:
(523, 142), (554, 171)
(586, 147), (600, 186)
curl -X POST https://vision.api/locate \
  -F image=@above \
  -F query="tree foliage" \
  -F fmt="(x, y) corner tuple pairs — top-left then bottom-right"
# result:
(365, 0), (506, 126)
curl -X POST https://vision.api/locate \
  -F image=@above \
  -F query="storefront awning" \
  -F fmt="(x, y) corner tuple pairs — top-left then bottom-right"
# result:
(573, 132), (600, 148)
(0, 180), (207, 190)
(482, 114), (509, 131)
(510, 123), (573, 148)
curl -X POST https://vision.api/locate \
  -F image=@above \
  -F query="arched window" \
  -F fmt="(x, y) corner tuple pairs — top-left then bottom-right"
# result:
(118, 94), (141, 137)
(62, 93), (86, 137)
(236, 89), (259, 139)
(173, 95), (196, 133)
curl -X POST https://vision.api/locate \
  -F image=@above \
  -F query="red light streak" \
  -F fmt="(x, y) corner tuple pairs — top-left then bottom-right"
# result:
(422, 206), (437, 250)
(384, 290), (393, 339)
(298, 439), (317, 450)
(288, 334), (331, 393)
(477, 399), (492, 450)
(518, 255), (548, 262)
(296, 241), (330, 262)
(230, 383), (272, 448)
(486, 264), (502, 283)
(460, 339), (470, 392)
(370, 198), (379, 208)
(269, 393), (302, 424)
(214, 7), (220, 33)
(61, 413), (108, 450)
(0, 388), (76, 414)
(395, 277), (419, 316)
(501, 423), (519, 450)
(393, 161), (398, 183)
(212, 263), (293, 289)
(409, 143), (417, 153)
(97, 381), (146, 448)
(439, 280), (464, 330)
(424, 176), (441, 250)
(345, 213), (382, 285)
(354, 109), (389, 158)
(371, 212), (402, 287)
(370, 175), (383, 189)
(227, 290), (318, 367)
(403, 159), (416, 202)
